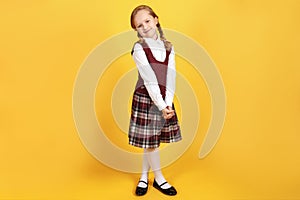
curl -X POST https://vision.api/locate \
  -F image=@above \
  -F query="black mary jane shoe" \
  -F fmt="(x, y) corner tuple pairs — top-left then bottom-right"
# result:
(135, 180), (148, 196)
(153, 179), (177, 196)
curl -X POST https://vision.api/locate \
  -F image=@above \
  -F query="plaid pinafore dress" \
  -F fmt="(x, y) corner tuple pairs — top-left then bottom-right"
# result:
(128, 41), (182, 148)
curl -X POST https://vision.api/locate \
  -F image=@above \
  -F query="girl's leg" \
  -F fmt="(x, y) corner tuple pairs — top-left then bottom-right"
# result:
(137, 149), (150, 188)
(145, 148), (172, 189)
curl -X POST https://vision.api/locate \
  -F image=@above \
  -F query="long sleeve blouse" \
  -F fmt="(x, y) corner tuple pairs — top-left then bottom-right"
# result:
(132, 37), (176, 111)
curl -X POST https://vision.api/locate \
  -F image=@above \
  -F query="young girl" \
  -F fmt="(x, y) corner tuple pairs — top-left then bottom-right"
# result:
(128, 5), (182, 196)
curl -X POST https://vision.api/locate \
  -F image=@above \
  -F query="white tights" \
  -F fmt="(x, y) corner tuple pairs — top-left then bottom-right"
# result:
(137, 148), (171, 189)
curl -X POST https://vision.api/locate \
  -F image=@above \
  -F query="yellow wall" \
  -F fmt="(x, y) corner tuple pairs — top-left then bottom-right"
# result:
(1, 0), (300, 199)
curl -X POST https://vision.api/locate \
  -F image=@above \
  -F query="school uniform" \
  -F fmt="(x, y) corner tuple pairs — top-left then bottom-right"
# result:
(128, 37), (182, 149)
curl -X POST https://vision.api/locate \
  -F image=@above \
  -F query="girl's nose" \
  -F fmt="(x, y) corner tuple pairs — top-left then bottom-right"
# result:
(143, 23), (148, 30)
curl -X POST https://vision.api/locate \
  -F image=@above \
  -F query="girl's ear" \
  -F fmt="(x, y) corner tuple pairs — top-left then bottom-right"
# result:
(154, 17), (158, 25)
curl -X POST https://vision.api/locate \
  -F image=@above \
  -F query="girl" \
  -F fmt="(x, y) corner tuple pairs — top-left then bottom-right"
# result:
(128, 5), (182, 196)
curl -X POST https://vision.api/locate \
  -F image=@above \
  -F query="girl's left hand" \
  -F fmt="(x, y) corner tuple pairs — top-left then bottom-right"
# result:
(162, 107), (174, 119)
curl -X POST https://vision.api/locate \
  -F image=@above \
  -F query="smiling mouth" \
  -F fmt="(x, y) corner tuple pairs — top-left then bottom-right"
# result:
(143, 29), (150, 34)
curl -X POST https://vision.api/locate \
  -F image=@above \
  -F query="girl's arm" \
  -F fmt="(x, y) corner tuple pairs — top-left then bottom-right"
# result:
(165, 47), (176, 107)
(133, 43), (167, 111)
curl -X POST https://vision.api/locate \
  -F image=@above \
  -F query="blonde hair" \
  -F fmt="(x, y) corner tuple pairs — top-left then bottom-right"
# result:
(130, 5), (172, 51)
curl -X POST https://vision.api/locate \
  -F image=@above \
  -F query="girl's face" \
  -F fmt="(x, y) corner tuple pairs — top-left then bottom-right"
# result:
(134, 9), (158, 40)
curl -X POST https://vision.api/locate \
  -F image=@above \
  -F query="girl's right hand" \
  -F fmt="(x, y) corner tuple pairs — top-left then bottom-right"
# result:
(162, 107), (174, 119)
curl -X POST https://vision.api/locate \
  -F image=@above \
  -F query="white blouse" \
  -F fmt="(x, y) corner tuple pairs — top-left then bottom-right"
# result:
(132, 37), (176, 111)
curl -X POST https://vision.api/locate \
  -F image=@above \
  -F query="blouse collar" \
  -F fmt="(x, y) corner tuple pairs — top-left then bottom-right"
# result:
(144, 37), (164, 46)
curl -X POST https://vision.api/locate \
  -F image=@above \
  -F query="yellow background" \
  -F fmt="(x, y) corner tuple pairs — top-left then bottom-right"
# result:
(1, 0), (300, 199)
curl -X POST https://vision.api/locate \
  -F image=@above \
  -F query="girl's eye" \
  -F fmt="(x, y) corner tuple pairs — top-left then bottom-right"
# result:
(146, 20), (150, 23)
(137, 24), (142, 28)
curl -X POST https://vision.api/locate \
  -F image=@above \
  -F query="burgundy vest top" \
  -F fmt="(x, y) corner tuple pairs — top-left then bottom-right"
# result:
(135, 42), (171, 99)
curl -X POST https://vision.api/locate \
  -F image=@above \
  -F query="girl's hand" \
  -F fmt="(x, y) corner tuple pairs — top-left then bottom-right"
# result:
(162, 107), (175, 119)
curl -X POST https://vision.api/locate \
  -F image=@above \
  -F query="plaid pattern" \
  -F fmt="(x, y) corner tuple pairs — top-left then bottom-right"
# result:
(128, 89), (182, 148)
